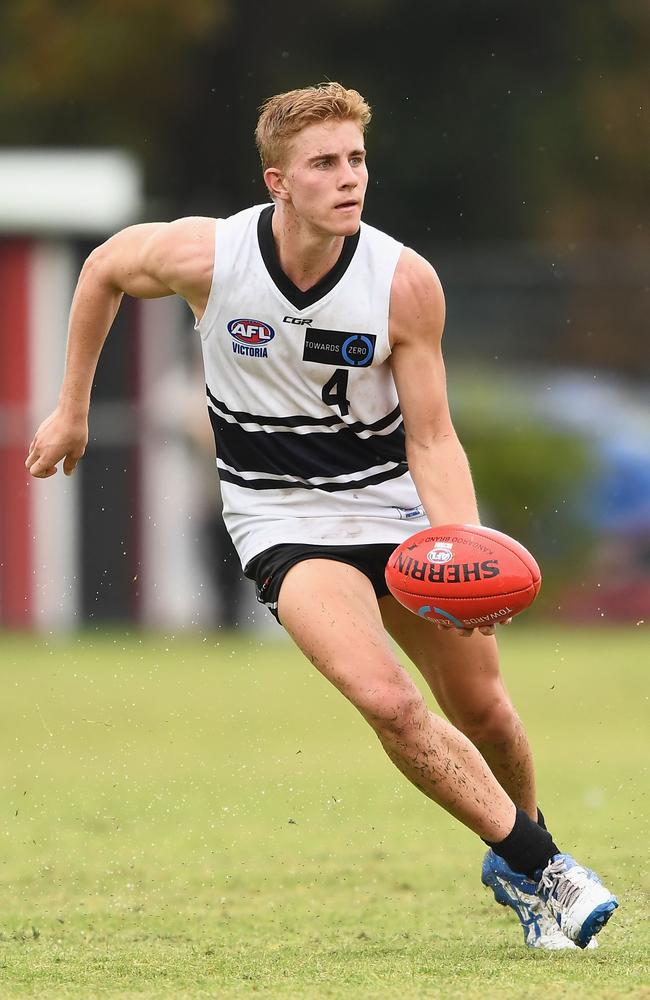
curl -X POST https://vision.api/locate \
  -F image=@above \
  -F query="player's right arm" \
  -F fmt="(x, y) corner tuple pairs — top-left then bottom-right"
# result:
(25, 216), (215, 479)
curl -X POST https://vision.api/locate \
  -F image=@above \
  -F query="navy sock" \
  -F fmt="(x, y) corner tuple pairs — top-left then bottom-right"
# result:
(484, 808), (559, 880)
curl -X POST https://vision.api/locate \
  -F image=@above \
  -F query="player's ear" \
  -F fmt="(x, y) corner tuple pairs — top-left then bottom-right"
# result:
(264, 167), (289, 202)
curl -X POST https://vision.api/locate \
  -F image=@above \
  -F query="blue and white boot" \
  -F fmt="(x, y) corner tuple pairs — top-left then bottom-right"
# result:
(482, 850), (596, 950)
(536, 854), (618, 949)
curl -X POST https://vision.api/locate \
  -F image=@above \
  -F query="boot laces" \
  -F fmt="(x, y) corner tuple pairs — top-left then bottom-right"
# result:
(540, 858), (585, 911)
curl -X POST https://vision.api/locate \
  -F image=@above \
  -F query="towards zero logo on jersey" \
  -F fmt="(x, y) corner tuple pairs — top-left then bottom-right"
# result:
(302, 329), (376, 367)
(228, 319), (275, 345)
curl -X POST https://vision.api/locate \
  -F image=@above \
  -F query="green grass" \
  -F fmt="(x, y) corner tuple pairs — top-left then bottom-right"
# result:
(0, 625), (648, 998)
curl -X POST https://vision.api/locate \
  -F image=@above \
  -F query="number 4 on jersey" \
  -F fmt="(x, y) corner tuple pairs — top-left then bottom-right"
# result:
(321, 369), (350, 416)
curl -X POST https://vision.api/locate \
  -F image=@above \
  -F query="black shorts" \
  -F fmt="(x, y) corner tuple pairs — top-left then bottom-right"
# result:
(244, 542), (399, 625)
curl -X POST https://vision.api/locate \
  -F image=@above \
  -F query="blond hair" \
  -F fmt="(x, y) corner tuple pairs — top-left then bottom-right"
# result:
(255, 82), (372, 169)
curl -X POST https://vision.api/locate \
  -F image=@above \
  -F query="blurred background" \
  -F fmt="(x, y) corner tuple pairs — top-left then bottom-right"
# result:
(1, 0), (648, 633)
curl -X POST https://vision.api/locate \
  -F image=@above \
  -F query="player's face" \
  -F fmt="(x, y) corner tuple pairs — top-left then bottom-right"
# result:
(280, 120), (368, 235)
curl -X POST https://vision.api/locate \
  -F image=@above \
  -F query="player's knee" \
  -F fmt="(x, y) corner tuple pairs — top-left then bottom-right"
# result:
(453, 697), (520, 747)
(356, 672), (427, 736)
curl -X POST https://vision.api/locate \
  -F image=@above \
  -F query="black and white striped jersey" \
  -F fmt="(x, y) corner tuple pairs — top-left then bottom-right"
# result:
(196, 203), (428, 568)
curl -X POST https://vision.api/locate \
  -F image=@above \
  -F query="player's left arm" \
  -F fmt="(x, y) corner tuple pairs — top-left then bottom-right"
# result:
(388, 247), (480, 527)
(388, 248), (506, 636)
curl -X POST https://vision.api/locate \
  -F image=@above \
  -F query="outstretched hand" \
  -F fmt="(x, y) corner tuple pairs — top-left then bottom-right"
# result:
(25, 407), (88, 479)
(436, 618), (513, 638)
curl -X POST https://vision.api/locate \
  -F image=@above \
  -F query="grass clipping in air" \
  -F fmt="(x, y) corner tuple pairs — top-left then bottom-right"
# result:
(0, 627), (648, 999)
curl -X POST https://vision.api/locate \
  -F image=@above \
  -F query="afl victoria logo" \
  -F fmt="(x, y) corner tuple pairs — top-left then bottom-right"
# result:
(228, 319), (275, 345)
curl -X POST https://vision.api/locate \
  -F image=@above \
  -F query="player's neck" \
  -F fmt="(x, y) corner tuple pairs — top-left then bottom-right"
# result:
(271, 203), (346, 292)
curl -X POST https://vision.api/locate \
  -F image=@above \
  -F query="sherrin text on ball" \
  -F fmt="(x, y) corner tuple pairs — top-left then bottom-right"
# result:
(385, 524), (541, 628)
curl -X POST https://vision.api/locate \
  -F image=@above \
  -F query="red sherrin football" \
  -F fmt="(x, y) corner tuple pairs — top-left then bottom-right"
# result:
(385, 524), (541, 628)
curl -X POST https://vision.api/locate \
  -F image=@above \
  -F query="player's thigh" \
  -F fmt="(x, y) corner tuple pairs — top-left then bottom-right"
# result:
(278, 559), (419, 722)
(378, 592), (512, 727)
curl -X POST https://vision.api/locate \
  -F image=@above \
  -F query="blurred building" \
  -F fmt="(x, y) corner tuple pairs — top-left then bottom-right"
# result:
(0, 151), (259, 632)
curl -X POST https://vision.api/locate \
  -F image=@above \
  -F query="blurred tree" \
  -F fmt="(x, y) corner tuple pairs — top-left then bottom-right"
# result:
(1, 0), (647, 246)
(0, 0), (230, 155)
(517, 3), (650, 242)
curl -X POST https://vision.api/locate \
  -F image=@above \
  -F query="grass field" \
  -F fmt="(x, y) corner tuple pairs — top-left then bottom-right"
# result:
(0, 625), (648, 999)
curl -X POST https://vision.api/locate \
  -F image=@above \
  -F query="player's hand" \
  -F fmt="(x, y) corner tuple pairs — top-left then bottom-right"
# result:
(25, 406), (88, 479)
(436, 618), (512, 638)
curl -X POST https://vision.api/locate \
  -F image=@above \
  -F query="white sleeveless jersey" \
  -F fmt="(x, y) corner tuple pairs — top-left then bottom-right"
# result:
(196, 203), (428, 569)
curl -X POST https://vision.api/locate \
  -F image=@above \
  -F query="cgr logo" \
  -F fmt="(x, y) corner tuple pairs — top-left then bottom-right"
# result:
(227, 318), (275, 345)
(283, 316), (312, 325)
